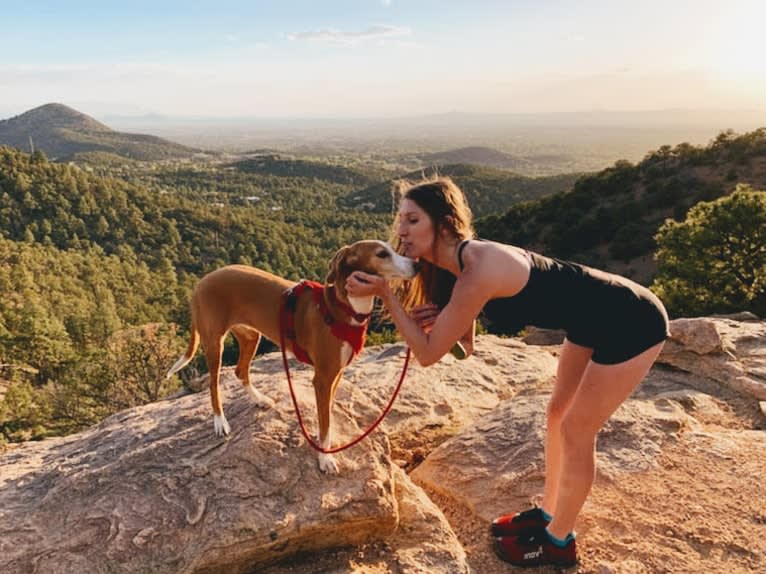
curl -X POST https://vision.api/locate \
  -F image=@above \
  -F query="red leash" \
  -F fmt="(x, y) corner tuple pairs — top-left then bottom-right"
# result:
(279, 331), (411, 454)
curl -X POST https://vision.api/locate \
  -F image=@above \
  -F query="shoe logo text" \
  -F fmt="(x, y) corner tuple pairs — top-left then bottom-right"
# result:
(524, 545), (543, 560)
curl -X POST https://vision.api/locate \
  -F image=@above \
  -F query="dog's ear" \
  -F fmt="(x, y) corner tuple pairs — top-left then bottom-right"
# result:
(326, 245), (351, 285)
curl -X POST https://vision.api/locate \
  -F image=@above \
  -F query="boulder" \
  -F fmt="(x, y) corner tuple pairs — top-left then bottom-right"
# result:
(658, 317), (766, 400)
(409, 394), (694, 522)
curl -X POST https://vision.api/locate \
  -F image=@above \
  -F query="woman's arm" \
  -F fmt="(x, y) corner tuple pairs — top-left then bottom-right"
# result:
(412, 304), (475, 359)
(348, 272), (487, 366)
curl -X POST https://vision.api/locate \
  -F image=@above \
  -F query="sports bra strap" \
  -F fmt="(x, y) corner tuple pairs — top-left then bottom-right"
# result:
(457, 239), (471, 272)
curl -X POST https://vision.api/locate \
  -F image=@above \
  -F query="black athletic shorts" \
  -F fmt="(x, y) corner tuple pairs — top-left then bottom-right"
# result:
(564, 280), (670, 365)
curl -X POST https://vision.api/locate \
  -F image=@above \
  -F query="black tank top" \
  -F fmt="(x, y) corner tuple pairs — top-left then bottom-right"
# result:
(458, 239), (663, 338)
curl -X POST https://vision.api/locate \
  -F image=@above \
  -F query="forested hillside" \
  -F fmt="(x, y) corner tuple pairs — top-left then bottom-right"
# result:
(0, 147), (388, 280)
(478, 128), (766, 280)
(0, 236), (186, 439)
(0, 147), (575, 282)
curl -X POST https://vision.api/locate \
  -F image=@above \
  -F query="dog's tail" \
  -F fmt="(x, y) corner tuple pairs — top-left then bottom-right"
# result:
(166, 326), (200, 379)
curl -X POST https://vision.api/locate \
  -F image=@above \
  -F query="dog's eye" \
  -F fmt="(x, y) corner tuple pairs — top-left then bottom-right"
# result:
(376, 251), (390, 259)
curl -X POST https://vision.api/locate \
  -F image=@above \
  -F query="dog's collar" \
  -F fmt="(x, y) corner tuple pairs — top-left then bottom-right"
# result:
(328, 285), (372, 324)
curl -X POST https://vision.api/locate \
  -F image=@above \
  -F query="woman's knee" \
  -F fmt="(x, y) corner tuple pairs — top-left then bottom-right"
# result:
(546, 395), (568, 425)
(559, 410), (598, 450)
(545, 374), (580, 424)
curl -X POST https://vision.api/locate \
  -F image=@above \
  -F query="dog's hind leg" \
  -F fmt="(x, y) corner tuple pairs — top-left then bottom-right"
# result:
(231, 326), (274, 409)
(205, 334), (230, 437)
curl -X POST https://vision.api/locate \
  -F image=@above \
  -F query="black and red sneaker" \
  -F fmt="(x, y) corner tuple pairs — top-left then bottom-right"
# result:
(491, 506), (551, 537)
(494, 528), (577, 568)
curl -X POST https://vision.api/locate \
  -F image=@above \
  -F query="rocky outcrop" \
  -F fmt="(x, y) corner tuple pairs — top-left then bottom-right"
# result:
(658, 316), (766, 400)
(0, 385), (401, 574)
(1, 318), (765, 573)
(0, 337), (553, 574)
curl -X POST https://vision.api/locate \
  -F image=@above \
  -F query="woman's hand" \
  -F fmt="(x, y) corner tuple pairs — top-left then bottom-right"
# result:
(410, 303), (440, 333)
(346, 271), (387, 298)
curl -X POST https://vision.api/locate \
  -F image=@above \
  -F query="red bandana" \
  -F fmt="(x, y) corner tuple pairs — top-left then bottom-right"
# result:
(280, 280), (369, 366)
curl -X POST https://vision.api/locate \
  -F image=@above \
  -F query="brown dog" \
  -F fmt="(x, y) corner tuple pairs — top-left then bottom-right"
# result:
(166, 240), (418, 473)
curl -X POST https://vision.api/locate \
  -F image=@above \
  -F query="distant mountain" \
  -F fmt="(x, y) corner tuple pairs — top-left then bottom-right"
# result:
(0, 103), (201, 161)
(420, 146), (534, 171)
(418, 146), (587, 176)
(230, 154), (378, 187)
(339, 163), (581, 218)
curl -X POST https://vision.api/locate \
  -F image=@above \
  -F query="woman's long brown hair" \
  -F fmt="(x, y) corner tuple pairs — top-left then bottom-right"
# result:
(389, 176), (475, 311)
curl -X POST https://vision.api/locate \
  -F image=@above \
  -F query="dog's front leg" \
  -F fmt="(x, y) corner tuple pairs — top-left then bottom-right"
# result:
(313, 371), (342, 474)
(317, 437), (338, 474)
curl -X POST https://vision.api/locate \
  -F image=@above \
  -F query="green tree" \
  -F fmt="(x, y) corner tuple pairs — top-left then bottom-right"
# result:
(101, 323), (184, 409)
(652, 185), (766, 317)
(0, 378), (53, 443)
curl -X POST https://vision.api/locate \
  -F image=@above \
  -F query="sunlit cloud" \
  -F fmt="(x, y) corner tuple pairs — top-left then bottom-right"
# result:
(288, 25), (411, 44)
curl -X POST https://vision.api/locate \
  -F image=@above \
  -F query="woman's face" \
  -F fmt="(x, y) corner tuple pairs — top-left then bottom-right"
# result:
(397, 198), (435, 259)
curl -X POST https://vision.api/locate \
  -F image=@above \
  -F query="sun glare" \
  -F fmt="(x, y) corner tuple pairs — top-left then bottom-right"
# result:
(709, 3), (766, 92)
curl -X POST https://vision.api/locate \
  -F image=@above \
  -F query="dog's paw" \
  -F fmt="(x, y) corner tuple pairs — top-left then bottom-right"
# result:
(318, 453), (340, 474)
(245, 384), (276, 409)
(214, 414), (231, 437)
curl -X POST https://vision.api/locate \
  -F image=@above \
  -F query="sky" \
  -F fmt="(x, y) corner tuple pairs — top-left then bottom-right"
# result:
(1, 0), (765, 119)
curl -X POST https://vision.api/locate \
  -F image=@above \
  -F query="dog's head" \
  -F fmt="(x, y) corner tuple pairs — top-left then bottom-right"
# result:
(326, 240), (419, 291)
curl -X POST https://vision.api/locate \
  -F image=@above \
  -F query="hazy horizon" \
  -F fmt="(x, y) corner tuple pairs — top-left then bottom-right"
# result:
(100, 107), (766, 172)
(2, 1), (765, 120)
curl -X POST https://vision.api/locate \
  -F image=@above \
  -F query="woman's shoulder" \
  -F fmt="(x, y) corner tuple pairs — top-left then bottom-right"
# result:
(462, 238), (526, 263)
(460, 240), (531, 297)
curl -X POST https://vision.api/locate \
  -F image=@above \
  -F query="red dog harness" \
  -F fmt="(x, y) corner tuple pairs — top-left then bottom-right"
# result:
(280, 280), (370, 366)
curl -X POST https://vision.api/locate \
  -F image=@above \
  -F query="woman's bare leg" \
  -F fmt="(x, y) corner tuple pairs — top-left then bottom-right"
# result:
(546, 341), (665, 538)
(541, 339), (593, 515)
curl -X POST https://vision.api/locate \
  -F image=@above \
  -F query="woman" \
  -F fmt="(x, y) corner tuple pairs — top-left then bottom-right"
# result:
(346, 176), (669, 568)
